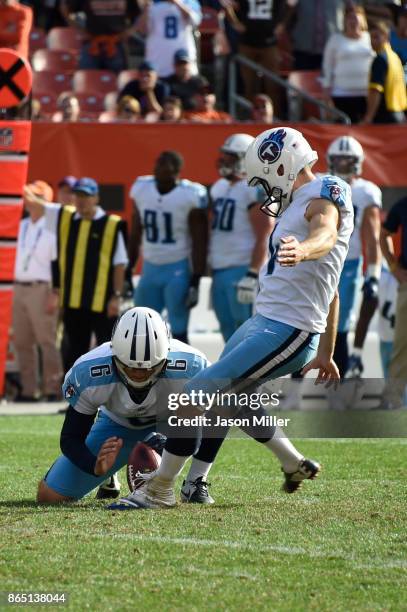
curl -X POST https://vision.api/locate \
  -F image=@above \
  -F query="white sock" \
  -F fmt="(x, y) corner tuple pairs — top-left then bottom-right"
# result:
(264, 426), (303, 473)
(155, 450), (188, 482)
(185, 458), (213, 483)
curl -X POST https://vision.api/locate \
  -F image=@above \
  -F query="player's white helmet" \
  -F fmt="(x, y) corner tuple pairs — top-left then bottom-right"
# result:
(245, 127), (318, 217)
(327, 135), (364, 181)
(111, 307), (170, 390)
(218, 133), (255, 179)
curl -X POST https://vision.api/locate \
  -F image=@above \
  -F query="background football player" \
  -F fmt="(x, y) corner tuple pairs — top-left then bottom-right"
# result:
(327, 136), (382, 379)
(111, 127), (354, 510)
(129, 151), (208, 344)
(209, 133), (273, 341)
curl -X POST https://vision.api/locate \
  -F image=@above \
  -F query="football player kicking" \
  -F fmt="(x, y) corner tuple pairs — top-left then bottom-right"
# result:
(209, 133), (273, 341)
(109, 127), (354, 510)
(36, 307), (212, 504)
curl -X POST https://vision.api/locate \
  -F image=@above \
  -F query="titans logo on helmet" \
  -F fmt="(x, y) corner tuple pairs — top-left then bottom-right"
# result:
(257, 129), (286, 164)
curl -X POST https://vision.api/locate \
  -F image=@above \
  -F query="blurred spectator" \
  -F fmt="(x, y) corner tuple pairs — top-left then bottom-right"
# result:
(57, 176), (77, 205)
(31, 98), (44, 121)
(13, 180), (63, 402)
(161, 95), (183, 120)
(390, 6), (407, 78)
(24, 177), (128, 373)
(118, 60), (170, 116)
(251, 93), (274, 123)
(60, 0), (140, 72)
(137, 0), (201, 78)
(183, 83), (232, 122)
(362, 20), (407, 123)
(99, 95), (142, 122)
(52, 92), (81, 123)
(164, 48), (206, 110)
(321, 5), (373, 123)
(277, 0), (344, 71)
(0, 0), (32, 59)
(379, 193), (407, 408)
(232, 0), (285, 115)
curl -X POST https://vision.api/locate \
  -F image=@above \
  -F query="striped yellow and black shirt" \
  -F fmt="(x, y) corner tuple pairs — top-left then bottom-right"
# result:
(56, 206), (123, 313)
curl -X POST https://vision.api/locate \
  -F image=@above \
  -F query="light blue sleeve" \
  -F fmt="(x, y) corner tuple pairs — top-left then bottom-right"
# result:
(62, 356), (118, 409)
(165, 350), (209, 379)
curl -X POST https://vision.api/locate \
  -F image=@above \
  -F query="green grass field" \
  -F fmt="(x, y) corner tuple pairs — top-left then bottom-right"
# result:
(1, 415), (406, 611)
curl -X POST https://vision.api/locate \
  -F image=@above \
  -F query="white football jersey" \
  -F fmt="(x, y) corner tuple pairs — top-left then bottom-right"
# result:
(347, 177), (382, 260)
(145, 0), (201, 77)
(209, 178), (264, 269)
(378, 266), (398, 342)
(256, 175), (354, 334)
(130, 176), (207, 265)
(63, 340), (209, 429)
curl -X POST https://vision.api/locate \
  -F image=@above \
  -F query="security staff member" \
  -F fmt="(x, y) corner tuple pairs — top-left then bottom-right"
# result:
(362, 20), (407, 124)
(24, 177), (128, 372)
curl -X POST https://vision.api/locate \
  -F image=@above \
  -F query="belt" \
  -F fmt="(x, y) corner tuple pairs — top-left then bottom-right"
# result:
(14, 281), (49, 286)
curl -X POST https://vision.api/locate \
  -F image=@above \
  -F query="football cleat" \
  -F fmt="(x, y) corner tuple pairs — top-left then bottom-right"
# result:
(180, 477), (215, 504)
(282, 458), (321, 493)
(106, 475), (176, 510)
(96, 473), (121, 499)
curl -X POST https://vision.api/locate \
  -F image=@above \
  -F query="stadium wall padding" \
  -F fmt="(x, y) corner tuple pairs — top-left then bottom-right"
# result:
(0, 121), (31, 395)
(27, 123), (407, 226)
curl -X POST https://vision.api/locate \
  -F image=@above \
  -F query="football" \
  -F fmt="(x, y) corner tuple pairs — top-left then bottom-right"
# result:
(126, 441), (161, 492)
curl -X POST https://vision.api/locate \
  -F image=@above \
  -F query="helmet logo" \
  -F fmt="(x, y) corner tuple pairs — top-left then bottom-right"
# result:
(258, 129), (286, 164)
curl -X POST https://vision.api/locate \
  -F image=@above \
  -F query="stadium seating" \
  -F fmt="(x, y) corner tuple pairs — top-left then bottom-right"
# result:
(47, 27), (85, 51)
(75, 92), (106, 119)
(32, 71), (73, 96)
(32, 92), (59, 117)
(117, 70), (139, 92)
(31, 49), (79, 72)
(287, 70), (325, 121)
(73, 70), (117, 94)
(29, 28), (47, 56)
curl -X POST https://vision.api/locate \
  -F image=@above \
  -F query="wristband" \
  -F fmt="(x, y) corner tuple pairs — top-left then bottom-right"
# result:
(247, 269), (258, 279)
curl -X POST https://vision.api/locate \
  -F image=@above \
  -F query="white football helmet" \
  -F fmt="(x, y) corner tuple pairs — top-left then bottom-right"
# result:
(111, 307), (170, 390)
(327, 136), (364, 181)
(244, 127), (318, 217)
(218, 133), (255, 179)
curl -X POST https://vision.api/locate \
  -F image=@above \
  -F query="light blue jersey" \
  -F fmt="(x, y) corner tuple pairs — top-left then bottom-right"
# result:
(45, 339), (209, 499)
(63, 339), (209, 429)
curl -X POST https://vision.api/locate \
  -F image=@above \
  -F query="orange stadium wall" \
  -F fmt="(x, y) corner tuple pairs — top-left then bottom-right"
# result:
(28, 123), (407, 228)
